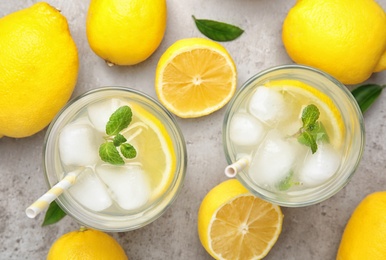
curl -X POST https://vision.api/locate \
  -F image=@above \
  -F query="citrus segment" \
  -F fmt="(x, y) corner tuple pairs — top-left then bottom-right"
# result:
(155, 38), (237, 118)
(129, 103), (176, 200)
(198, 179), (283, 260)
(266, 79), (345, 149)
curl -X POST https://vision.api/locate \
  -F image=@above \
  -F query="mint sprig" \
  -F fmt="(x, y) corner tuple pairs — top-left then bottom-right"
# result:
(278, 171), (294, 191)
(296, 104), (329, 154)
(106, 106), (132, 135)
(277, 171), (302, 191)
(99, 106), (137, 165)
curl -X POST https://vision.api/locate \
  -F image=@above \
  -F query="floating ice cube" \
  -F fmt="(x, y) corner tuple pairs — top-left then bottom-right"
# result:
(249, 86), (286, 125)
(68, 168), (112, 212)
(96, 165), (150, 210)
(249, 130), (298, 186)
(282, 120), (303, 136)
(87, 98), (125, 133)
(229, 112), (265, 146)
(71, 116), (93, 126)
(59, 122), (99, 167)
(298, 143), (341, 187)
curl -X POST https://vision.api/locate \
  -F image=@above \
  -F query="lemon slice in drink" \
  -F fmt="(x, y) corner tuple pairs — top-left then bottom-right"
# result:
(198, 179), (283, 260)
(128, 104), (176, 200)
(155, 38), (237, 118)
(266, 79), (345, 149)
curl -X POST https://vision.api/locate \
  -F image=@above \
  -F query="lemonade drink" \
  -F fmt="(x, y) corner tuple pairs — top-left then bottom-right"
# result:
(44, 87), (186, 231)
(223, 65), (364, 206)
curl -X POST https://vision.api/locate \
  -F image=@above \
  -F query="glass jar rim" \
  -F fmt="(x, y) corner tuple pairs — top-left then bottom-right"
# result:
(222, 64), (365, 207)
(43, 86), (187, 231)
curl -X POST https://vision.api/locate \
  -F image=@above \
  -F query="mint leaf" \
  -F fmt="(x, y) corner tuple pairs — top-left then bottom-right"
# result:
(312, 122), (329, 143)
(99, 142), (124, 165)
(98, 105), (138, 166)
(106, 106), (132, 135)
(301, 104), (320, 128)
(192, 15), (244, 42)
(42, 201), (66, 226)
(113, 134), (127, 146)
(295, 104), (331, 154)
(278, 171), (294, 191)
(298, 131), (317, 153)
(120, 143), (137, 159)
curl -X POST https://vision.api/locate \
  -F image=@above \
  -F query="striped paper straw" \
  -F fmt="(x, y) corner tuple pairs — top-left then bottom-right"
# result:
(26, 170), (81, 218)
(224, 157), (250, 178)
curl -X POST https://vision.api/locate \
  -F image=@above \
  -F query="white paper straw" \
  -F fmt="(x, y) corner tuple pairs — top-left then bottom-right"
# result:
(25, 170), (81, 218)
(224, 157), (250, 178)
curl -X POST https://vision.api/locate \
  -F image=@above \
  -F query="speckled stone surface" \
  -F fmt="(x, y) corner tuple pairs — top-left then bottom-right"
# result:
(1, 0), (386, 259)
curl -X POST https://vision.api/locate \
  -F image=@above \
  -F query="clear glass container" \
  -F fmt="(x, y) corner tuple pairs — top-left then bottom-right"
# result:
(223, 65), (365, 207)
(43, 87), (187, 231)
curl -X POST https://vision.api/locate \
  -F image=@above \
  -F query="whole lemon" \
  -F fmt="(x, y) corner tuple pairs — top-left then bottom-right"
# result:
(0, 2), (79, 138)
(337, 192), (386, 259)
(86, 0), (167, 66)
(47, 227), (128, 260)
(282, 0), (386, 85)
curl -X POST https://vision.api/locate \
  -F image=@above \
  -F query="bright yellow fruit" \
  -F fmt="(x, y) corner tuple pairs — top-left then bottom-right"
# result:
(198, 179), (283, 260)
(129, 103), (176, 200)
(155, 38), (237, 118)
(282, 0), (386, 85)
(47, 227), (128, 260)
(337, 192), (386, 260)
(86, 0), (166, 66)
(0, 2), (79, 138)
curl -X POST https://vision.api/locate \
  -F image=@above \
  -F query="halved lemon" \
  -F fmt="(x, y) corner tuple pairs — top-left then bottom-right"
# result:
(155, 38), (237, 118)
(198, 179), (283, 260)
(266, 79), (345, 149)
(128, 103), (176, 200)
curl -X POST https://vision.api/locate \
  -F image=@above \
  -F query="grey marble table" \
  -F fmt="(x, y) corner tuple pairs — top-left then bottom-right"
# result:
(1, 0), (386, 259)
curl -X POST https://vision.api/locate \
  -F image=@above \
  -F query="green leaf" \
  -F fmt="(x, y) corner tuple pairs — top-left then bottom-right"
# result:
(120, 143), (137, 159)
(278, 171), (294, 191)
(106, 106), (132, 135)
(298, 131), (317, 154)
(192, 15), (244, 42)
(113, 134), (127, 147)
(42, 200), (66, 226)
(301, 104), (320, 128)
(351, 84), (385, 114)
(313, 122), (329, 143)
(99, 142), (124, 165)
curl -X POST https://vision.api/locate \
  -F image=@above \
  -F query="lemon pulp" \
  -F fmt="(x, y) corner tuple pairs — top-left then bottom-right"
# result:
(198, 179), (283, 260)
(128, 103), (176, 200)
(155, 38), (237, 118)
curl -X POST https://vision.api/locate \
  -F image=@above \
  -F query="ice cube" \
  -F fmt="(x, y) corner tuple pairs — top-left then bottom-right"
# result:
(87, 98), (125, 133)
(68, 168), (112, 212)
(96, 164), (150, 210)
(249, 130), (298, 186)
(71, 116), (93, 126)
(248, 86), (287, 125)
(298, 143), (341, 187)
(229, 112), (265, 146)
(282, 120), (303, 136)
(59, 122), (99, 167)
